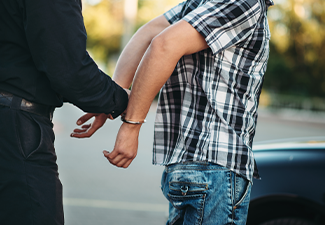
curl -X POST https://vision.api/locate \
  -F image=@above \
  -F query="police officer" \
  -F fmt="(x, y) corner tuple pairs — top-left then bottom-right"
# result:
(0, 0), (128, 224)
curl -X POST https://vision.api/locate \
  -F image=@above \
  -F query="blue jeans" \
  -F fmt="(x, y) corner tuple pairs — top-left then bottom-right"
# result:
(161, 162), (252, 225)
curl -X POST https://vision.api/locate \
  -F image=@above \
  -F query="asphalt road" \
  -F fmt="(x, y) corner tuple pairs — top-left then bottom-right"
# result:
(53, 103), (325, 225)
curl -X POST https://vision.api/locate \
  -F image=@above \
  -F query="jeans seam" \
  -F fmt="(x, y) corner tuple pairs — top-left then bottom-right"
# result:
(22, 160), (35, 224)
(231, 172), (235, 224)
(234, 181), (251, 208)
(197, 194), (206, 225)
(169, 213), (181, 225)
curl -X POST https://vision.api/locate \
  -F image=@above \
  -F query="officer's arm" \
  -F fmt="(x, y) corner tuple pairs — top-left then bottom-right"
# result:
(71, 15), (170, 138)
(24, 0), (128, 117)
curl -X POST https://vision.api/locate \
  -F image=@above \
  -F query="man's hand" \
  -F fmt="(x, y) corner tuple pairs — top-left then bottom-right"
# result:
(70, 113), (112, 138)
(103, 123), (141, 168)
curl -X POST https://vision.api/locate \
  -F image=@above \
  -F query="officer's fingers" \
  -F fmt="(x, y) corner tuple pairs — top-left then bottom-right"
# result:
(92, 114), (108, 129)
(78, 125), (100, 138)
(72, 124), (91, 133)
(70, 126), (94, 138)
(70, 132), (90, 138)
(81, 124), (91, 129)
(72, 128), (86, 133)
(76, 113), (97, 125)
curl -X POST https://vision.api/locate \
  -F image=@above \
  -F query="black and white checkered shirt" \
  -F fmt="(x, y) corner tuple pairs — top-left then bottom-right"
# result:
(153, 0), (274, 181)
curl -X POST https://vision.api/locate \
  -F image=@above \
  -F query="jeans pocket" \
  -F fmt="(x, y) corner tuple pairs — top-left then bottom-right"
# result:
(234, 174), (251, 208)
(167, 181), (208, 208)
(167, 181), (208, 225)
(15, 112), (42, 159)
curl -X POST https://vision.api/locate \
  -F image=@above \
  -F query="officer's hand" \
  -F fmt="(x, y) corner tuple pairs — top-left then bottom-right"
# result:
(70, 113), (112, 138)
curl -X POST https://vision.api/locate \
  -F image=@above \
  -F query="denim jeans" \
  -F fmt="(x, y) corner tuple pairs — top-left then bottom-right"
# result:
(161, 162), (252, 225)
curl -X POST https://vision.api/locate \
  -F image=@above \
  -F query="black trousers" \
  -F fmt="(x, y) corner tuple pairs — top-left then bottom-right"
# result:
(0, 105), (64, 225)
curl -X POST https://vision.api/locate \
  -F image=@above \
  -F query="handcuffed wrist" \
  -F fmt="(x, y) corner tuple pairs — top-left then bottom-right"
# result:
(121, 114), (146, 125)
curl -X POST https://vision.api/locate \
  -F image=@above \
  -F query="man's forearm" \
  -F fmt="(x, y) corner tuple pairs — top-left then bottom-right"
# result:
(124, 40), (180, 121)
(124, 20), (209, 122)
(113, 15), (170, 88)
(106, 20), (209, 168)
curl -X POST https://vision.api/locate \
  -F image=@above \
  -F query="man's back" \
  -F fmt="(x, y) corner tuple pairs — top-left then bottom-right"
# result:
(0, 0), (60, 105)
(153, 0), (273, 182)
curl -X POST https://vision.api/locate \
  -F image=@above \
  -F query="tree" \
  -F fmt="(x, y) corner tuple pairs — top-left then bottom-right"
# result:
(82, 0), (182, 74)
(265, 0), (325, 97)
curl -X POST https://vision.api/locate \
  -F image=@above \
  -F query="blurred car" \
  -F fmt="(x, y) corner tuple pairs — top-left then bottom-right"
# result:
(247, 137), (325, 225)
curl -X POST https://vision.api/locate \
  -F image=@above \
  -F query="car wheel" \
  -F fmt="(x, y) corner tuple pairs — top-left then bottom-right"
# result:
(259, 218), (318, 225)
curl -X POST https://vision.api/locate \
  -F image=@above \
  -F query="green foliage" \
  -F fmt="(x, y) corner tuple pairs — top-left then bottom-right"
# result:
(83, 0), (325, 98)
(265, 0), (325, 97)
(82, 0), (182, 73)
(83, 1), (124, 62)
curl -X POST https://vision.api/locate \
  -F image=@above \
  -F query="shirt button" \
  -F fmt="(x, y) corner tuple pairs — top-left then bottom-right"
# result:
(111, 111), (115, 114)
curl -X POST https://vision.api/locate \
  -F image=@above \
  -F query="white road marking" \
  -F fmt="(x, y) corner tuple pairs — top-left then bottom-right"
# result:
(63, 198), (168, 213)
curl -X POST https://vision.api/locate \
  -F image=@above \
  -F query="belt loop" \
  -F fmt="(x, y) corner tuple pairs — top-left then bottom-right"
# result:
(10, 96), (22, 110)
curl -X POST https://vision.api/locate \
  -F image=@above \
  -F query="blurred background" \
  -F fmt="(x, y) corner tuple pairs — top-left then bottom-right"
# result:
(54, 0), (325, 224)
(82, 0), (325, 112)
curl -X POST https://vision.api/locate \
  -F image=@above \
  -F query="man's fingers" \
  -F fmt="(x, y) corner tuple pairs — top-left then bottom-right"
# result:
(76, 113), (96, 125)
(108, 154), (125, 166)
(103, 150), (134, 168)
(104, 150), (118, 160)
(115, 158), (131, 168)
(119, 159), (133, 168)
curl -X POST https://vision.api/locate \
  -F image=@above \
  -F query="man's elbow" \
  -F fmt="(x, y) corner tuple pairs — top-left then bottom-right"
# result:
(150, 34), (182, 59)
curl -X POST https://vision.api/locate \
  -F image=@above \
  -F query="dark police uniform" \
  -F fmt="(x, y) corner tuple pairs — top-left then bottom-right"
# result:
(0, 0), (128, 224)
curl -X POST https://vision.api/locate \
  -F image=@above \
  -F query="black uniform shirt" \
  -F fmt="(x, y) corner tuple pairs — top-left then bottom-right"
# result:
(0, 0), (128, 117)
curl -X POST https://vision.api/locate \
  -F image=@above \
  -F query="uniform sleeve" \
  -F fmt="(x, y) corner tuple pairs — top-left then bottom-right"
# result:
(182, 0), (262, 55)
(164, 1), (187, 25)
(24, 0), (128, 117)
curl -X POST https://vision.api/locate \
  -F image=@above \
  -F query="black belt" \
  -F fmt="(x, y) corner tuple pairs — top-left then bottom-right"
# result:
(0, 91), (54, 120)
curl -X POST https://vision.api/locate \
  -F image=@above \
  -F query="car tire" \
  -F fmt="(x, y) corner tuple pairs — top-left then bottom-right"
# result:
(259, 218), (318, 225)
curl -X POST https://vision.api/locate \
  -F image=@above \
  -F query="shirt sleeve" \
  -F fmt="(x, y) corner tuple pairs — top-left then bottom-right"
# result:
(24, 0), (128, 117)
(164, 1), (187, 25)
(182, 0), (262, 55)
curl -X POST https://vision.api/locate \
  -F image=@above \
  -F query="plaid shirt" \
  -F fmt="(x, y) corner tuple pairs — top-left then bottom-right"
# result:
(153, 0), (274, 182)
